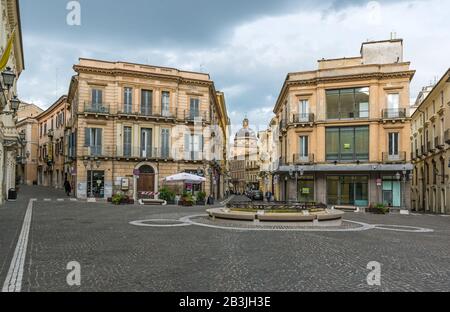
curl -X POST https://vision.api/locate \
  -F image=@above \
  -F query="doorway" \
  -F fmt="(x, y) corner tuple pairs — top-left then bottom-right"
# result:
(137, 165), (155, 199)
(87, 170), (105, 198)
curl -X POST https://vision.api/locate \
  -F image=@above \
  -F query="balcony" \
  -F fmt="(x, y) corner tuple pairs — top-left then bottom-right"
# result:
(118, 106), (178, 120)
(445, 129), (450, 144)
(326, 110), (369, 120)
(292, 113), (315, 124)
(82, 146), (114, 159)
(117, 147), (172, 160)
(382, 152), (406, 163)
(382, 108), (407, 119)
(84, 102), (110, 114)
(293, 154), (315, 165)
(435, 136), (445, 150)
(427, 141), (435, 154)
(184, 110), (210, 123)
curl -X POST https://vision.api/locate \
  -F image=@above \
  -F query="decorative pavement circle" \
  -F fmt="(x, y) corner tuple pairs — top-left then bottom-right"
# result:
(130, 214), (435, 233)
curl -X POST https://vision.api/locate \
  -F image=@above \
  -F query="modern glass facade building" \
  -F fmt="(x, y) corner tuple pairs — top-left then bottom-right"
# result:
(272, 39), (414, 210)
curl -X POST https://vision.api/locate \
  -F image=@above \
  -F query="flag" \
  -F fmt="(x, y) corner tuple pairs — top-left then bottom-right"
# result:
(0, 29), (15, 71)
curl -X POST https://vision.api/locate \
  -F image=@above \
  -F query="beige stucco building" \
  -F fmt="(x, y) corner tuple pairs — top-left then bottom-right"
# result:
(411, 69), (450, 214)
(230, 118), (260, 193)
(16, 102), (43, 185)
(36, 96), (70, 188)
(273, 39), (414, 210)
(65, 58), (229, 201)
(0, 0), (24, 202)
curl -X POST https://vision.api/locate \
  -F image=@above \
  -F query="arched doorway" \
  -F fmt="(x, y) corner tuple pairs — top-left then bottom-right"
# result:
(136, 165), (156, 199)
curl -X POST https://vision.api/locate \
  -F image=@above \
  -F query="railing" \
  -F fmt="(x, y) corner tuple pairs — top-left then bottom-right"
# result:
(118, 106), (178, 118)
(84, 102), (110, 114)
(427, 141), (435, 153)
(82, 146), (114, 158)
(435, 136), (444, 149)
(184, 110), (210, 122)
(116, 147), (171, 159)
(293, 154), (314, 164)
(382, 152), (406, 163)
(382, 108), (407, 119)
(292, 113), (315, 123)
(326, 110), (369, 120)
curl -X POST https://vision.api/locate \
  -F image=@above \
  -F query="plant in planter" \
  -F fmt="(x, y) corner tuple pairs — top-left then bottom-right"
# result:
(112, 193), (125, 205)
(196, 191), (207, 205)
(376, 203), (389, 214)
(180, 191), (195, 206)
(159, 187), (176, 204)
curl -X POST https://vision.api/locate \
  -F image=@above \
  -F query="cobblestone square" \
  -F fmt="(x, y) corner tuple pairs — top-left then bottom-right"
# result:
(1, 187), (449, 292)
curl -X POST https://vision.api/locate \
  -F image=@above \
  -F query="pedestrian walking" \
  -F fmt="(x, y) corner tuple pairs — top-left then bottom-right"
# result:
(64, 180), (72, 197)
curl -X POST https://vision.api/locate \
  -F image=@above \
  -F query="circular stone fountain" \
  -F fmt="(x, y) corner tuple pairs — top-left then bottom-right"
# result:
(207, 205), (345, 227)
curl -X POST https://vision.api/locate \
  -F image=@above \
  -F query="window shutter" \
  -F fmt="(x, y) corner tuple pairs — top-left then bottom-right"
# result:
(85, 128), (91, 147)
(184, 134), (190, 159)
(98, 129), (103, 147)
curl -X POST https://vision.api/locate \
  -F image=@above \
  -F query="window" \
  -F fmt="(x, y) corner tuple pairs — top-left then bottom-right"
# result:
(388, 132), (399, 157)
(298, 100), (309, 122)
(387, 93), (400, 118)
(441, 91), (445, 107)
(161, 128), (170, 158)
(84, 128), (102, 156)
(185, 134), (203, 160)
(140, 128), (152, 158)
(299, 136), (309, 158)
(141, 90), (152, 115)
(124, 87), (133, 114)
(326, 126), (369, 161)
(92, 89), (103, 105)
(297, 175), (314, 203)
(190, 98), (200, 120)
(327, 176), (368, 206)
(123, 126), (132, 157)
(161, 91), (170, 117)
(326, 87), (369, 119)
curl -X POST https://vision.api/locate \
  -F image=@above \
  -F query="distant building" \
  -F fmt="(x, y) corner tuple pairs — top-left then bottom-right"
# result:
(230, 118), (260, 193)
(410, 69), (450, 214)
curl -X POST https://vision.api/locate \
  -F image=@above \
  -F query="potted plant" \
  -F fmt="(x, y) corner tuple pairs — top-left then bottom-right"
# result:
(112, 193), (124, 205)
(159, 187), (176, 204)
(180, 191), (195, 206)
(196, 191), (207, 205)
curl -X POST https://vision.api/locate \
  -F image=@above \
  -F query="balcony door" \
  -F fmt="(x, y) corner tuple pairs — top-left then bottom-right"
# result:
(298, 136), (309, 162)
(190, 98), (200, 120)
(141, 128), (152, 158)
(124, 87), (133, 114)
(123, 126), (132, 157)
(388, 132), (399, 161)
(298, 100), (309, 122)
(161, 91), (170, 117)
(141, 90), (152, 116)
(85, 128), (102, 156)
(387, 93), (400, 118)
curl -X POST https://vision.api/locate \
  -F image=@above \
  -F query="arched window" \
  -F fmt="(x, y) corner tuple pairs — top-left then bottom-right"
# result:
(139, 165), (154, 174)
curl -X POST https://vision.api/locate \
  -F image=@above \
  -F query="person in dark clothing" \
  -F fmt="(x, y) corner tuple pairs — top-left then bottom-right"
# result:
(64, 180), (72, 197)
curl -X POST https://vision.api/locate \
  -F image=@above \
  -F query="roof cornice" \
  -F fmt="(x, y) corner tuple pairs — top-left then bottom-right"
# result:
(73, 65), (213, 87)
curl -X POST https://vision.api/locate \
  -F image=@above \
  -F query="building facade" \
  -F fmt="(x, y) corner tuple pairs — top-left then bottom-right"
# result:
(273, 39), (414, 210)
(16, 102), (43, 185)
(0, 0), (24, 202)
(36, 96), (70, 188)
(66, 58), (228, 201)
(411, 69), (450, 214)
(230, 118), (259, 193)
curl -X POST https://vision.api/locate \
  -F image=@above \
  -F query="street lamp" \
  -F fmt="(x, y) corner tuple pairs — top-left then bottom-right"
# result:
(10, 95), (20, 111)
(1, 67), (15, 90)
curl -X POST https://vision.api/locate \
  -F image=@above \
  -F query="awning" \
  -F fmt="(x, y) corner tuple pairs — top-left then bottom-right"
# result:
(163, 172), (206, 184)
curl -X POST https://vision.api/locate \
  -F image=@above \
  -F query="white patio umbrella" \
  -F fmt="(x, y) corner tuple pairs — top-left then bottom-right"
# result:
(163, 172), (206, 184)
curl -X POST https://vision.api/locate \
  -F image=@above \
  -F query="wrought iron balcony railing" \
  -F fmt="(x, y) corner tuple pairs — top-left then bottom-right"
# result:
(84, 102), (110, 114)
(382, 108), (407, 119)
(292, 113), (315, 124)
(293, 154), (315, 165)
(382, 152), (407, 163)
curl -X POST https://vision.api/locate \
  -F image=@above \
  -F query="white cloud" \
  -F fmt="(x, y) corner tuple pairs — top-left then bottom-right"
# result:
(18, 0), (450, 122)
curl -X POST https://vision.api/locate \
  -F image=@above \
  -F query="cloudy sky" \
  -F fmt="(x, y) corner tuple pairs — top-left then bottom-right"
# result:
(18, 0), (450, 132)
